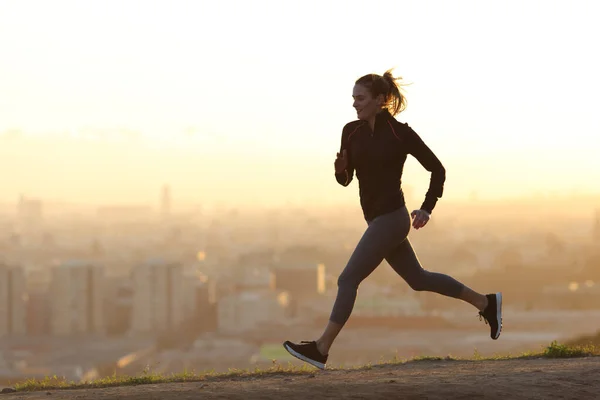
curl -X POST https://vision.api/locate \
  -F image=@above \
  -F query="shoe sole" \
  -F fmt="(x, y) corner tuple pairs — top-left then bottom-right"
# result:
(493, 292), (502, 340)
(283, 343), (326, 370)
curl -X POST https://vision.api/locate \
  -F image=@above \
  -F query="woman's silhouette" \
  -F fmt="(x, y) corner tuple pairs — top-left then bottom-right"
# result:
(283, 69), (502, 370)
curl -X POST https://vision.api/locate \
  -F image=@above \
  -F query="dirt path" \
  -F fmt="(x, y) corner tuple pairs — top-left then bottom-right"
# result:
(4, 357), (600, 400)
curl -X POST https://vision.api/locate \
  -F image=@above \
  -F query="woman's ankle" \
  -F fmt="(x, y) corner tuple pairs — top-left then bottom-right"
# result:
(315, 339), (330, 356)
(479, 294), (489, 312)
(459, 287), (488, 312)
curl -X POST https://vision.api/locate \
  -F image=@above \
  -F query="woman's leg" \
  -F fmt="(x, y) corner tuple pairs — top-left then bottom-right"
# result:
(385, 234), (502, 339)
(283, 207), (410, 368)
(385, 237), (469, 301)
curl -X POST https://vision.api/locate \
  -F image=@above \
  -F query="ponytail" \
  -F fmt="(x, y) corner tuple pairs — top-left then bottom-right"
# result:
(382, 69), (407, 116)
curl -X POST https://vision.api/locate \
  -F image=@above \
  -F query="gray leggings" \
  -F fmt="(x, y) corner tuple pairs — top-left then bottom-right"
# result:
(330, 206), (465, 325)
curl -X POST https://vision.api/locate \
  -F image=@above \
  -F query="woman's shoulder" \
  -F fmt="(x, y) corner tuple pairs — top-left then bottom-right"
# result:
(385, 112), (410, 128)
(388, 115), (417, 135)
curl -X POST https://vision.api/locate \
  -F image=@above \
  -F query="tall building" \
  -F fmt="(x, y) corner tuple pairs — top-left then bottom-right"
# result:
(49, 261), (104, 336)
(130, 258), (192, 334)
(0, 264), (27, 337)
(273, 263), (327, 297)
(234, 266), (275, 291)
(192, 280), (218, 333)
(271, 262), (326, 318)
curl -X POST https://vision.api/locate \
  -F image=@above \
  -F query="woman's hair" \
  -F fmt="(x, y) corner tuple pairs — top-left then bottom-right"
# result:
(355, 69), (408, 116)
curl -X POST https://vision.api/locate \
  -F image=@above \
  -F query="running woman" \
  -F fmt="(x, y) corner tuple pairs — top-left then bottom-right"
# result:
(283, 69), (502, 370)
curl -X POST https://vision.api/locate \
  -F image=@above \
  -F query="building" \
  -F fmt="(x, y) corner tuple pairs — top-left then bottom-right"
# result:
(272, 262), (326, 298)
(193, 280), (218, 333)
(270, 262), (327, 319)
(25, 265), (53, 335)
(233, 265), (275, 291)
(103, 278), (133, 336)
(49, 261), (105, 336)
(217, 289), (290, 335)
(0, 264), (27, 337)
(130, 258), (198, 335)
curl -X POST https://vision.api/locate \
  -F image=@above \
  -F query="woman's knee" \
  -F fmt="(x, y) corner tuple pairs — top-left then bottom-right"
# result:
(337, 272), (360, 291)
(405, 270), (431, 292)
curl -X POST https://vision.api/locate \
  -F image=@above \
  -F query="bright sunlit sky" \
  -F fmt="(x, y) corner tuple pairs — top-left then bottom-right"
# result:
(0, 0), (599, 208)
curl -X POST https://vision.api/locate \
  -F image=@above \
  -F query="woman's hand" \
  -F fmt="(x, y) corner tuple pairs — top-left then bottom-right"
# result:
(410, 209), (430, 230)
(335, 149), (349, 174)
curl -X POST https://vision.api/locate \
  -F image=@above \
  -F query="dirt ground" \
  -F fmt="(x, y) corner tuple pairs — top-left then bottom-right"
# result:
(3, 357), (600, 400)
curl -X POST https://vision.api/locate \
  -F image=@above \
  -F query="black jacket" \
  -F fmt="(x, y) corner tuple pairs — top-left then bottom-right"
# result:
(335, 109), (446, 221)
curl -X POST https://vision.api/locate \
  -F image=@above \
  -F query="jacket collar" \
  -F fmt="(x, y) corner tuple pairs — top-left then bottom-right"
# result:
(373, 108), (393, 130)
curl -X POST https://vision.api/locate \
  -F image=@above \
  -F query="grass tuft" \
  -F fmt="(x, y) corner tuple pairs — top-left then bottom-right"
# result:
(541, 340), (597, 358)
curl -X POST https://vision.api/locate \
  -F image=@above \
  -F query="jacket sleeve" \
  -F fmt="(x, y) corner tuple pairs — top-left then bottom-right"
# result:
(404, 124), (446, 214)
(335, 124), (355, 187)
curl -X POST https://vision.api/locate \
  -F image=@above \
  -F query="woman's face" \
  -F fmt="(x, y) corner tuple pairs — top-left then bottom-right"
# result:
(352, 84), (383, 121)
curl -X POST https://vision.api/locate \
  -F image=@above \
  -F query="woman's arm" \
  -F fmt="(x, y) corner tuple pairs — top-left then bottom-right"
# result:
(405, 125), (446, 214)
(335, 124), (356, 187)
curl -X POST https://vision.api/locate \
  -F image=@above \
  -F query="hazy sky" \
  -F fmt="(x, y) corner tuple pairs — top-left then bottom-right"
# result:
(1, 0), (598, 208)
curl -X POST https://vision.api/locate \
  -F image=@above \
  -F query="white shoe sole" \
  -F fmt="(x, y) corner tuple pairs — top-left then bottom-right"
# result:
(493, 292), (503, 340)
(283, 343), (326, 370)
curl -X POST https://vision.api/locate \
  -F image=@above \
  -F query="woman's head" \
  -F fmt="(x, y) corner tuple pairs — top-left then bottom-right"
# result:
(353, 69), (407, 121)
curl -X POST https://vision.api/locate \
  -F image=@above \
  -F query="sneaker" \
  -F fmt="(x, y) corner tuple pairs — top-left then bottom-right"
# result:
(479, 292), (502, 340)
(283, 340), (328, 370)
